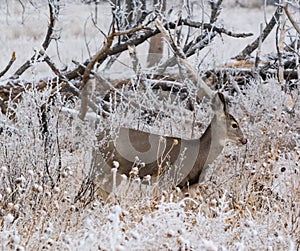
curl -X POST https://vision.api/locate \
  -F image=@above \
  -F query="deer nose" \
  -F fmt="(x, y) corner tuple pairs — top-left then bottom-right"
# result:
(240, 138), (247, 144)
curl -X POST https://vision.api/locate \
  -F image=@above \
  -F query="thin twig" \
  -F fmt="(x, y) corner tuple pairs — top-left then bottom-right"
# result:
(254, 23), (263, 71)
(84, 16), (92, 58)
(17, 0), (25, 24)
(128, 45), (141, 75)
(43, 54), (63, 78)
(0, 52), (16, 78)
(277, 12), (286, 85)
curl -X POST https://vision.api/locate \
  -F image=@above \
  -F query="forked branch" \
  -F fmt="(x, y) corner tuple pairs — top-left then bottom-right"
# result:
(78, 26), (151, 120)
(235, 6), (282, 60)
(64, 18), (252, 81)
(155, 20), (213, 99)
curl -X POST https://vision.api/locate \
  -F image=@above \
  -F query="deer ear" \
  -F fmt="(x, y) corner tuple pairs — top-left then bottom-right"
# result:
(212, 92), (228, 114)
(217, 92), (228, 114)
(217, 92), (225, 103)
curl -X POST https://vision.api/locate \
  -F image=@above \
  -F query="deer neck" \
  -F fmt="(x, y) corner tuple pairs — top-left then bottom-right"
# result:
(202, 114), (227, 150)
(197, 114), (228, 182)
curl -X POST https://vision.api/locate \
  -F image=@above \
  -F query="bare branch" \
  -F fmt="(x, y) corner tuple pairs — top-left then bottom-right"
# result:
(12, 0), (58, 77)
(42, 1), (56, 51)
(155, 20), (186, 59)
(78, 30), (115, 120)
(234, 7), (282, 60)
(65, 19), (251, 81)
(210, 0), (223, 24)
(284, 4), (300, 35)
(78, 24), (151, 120)
(155, 20), (213, 99)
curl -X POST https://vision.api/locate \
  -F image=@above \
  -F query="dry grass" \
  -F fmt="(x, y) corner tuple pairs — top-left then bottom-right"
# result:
(0, 76), (299, 250)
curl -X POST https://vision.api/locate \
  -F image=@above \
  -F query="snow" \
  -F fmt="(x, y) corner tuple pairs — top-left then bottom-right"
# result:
(0, 1), (299, 250)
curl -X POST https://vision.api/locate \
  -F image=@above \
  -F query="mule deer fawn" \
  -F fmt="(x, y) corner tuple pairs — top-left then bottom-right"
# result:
(93, 92), (247, 195)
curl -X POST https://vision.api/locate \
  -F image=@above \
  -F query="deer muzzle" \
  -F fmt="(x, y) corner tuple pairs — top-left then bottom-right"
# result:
(240, 138), (247, 145)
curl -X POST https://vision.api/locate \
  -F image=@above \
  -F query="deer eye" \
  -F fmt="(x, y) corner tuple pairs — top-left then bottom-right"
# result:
(231, 123), (238, 129)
